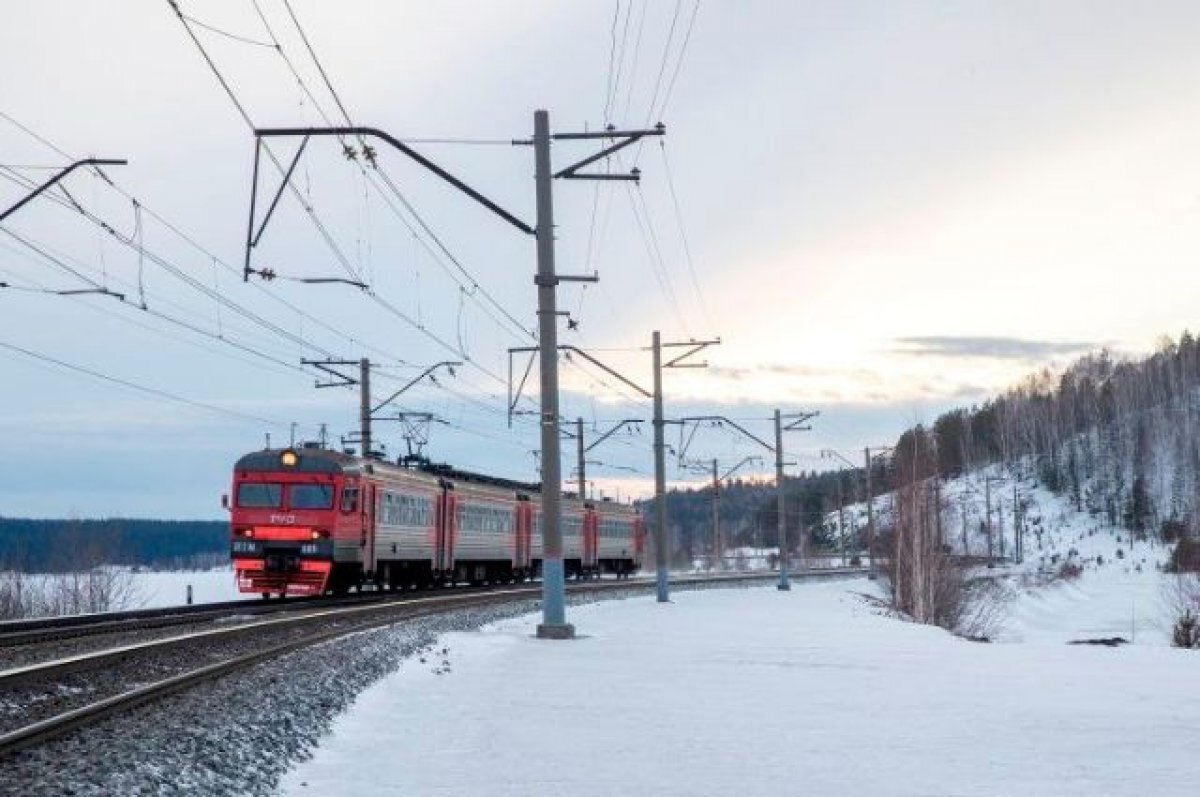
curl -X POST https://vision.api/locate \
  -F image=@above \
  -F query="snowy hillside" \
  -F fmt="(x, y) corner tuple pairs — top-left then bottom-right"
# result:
(838, 461), (1183, 645)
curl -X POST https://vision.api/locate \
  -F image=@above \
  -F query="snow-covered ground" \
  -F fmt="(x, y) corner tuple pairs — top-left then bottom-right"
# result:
(134, 566), (241, 608)
(283, 580), (1198, 797)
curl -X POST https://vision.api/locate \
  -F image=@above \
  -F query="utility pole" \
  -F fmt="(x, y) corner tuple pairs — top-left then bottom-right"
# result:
(712, 458), (721, 570)
(998, 497), (1005, 560)
(359, 358), (371, 458)
(863, 446), (892, 579)
(652, 331), (669, 602)
(576, 418), (586, 499)
(985, 478), (994, 564)
(775, 410), (788, 590)
(532, 109), (572, 638)
(960, 494), (969, 556)
(1014, 483), (1022, 563)
(302, 357), (458, 459)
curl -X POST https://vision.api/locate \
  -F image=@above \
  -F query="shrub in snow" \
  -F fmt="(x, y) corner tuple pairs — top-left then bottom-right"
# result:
(1059, 562), (1084, 581)
(1116, 549), (1125, 560)
(1171, 612), (1198, 649)
(1166, 539), (1200, 573)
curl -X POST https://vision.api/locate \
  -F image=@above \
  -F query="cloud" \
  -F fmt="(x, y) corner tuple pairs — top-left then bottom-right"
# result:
(891, 336), (1097, 362)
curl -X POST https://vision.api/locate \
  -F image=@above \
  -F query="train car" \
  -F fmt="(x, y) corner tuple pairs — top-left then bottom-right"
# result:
(227, 445), (643, 597)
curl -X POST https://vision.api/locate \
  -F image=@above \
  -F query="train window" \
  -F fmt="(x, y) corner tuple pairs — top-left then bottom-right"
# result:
(340, 486), (359, 513)
(289, 484), (334, 509)
(237, 483), (282, 508)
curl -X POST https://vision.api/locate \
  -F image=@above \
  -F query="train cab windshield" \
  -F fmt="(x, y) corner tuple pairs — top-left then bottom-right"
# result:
(237, 483), (282, 508)
(235, 482), (334, 510)
(289, 484), (334, 509)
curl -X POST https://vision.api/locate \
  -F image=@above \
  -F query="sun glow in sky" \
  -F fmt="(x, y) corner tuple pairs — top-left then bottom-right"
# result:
(4, 1), (1200, 514)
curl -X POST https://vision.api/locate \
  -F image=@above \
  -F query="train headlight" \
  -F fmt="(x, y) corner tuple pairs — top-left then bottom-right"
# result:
(280, 450), (299, 468)
(240, 528), (253, 538)
(311, 530), (321, 540)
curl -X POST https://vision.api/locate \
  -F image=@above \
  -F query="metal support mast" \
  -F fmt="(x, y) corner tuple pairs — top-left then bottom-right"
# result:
(533, 110), (572, 639)
(359, 358), (371, 459)
(652, 331), (669, 602)
(576, 418), (586, 499)
(775, 410), (789, 591)
(773, 409), (818, 591)
(865, 447), (876, 579)
(712, 458), (721, 570)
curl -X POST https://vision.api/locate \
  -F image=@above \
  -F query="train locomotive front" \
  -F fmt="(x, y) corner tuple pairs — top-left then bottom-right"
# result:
(228, 447), (363, 597)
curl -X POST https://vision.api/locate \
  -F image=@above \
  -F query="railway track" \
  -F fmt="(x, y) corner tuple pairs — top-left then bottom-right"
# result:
(0, 589), (396, 648)
(0, 568), (864, 759)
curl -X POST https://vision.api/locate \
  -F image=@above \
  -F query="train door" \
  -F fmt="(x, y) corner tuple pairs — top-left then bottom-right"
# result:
(584, 506), (599, 571)
(434, 481), (447, 576)
(361, 482), (377, 578)
(435, 480), (456, 578)
(515, 497), (531, 570)
(445, 487), (458, 577)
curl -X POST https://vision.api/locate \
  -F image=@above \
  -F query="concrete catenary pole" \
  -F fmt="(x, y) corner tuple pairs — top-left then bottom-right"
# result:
(712, 458), (720, 569)
(864, 447), (876, 579)
(359, 358), (371, 458)
(577, 417), (586, 500)
(775, 409), (789, 591)
(533, 109), (572, 639)
(652, 330), (669, 602)
(985, 477), (994, 564)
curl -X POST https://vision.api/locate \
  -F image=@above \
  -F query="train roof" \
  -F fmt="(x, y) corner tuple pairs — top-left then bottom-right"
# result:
(234, 448), (355, 474)
(232, 448), (636, 512)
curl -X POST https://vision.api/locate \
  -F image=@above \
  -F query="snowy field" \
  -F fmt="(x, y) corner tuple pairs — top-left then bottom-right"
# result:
(281, 577), (1199, 797)
(134, 567), (241, 608)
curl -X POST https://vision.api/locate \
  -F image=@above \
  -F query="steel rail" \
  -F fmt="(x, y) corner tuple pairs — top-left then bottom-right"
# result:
(0, 588), (452, 649)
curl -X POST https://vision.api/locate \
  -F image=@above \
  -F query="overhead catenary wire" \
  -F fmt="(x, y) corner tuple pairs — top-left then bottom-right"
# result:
(0, 232), (317, 378)
(0, 159), (396, 371)
(0, 338), (285, 428)
(654, 0), (702, 121)
(658, 141), (713, 330)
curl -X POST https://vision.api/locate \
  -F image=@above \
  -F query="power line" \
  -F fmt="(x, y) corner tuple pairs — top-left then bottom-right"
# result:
(177, 11), (276, 47)
(622, 178), (690, 334)
(619, 0), (650, 124)
(658, 141), (712, 329)
(0, 231), (315, 377)
(0, 337), (284, 427)
(655, 0), (701, 120)
(643, 0), (684, 129)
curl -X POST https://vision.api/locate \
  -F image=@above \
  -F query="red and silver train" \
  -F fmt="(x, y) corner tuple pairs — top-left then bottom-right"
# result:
(228, 445), (644, 597)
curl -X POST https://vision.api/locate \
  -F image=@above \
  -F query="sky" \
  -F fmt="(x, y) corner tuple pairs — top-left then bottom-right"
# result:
(3, 1), (1200, 518)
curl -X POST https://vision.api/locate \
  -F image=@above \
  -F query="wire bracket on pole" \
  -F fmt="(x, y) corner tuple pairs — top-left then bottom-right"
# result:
(371, 361), (460, 416)
(507, 347), (538, 427)
(301, 358), (359, 388)
(1, 158), (127, 223)
(552, 124), (666, 181)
